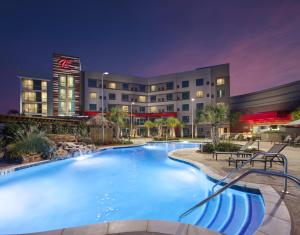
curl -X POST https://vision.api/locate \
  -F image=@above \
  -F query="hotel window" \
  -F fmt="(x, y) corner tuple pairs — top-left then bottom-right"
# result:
(166, 93), (173, 101)
(33, 80), (41, 90)
(68, 90), (73, 99)
(42, 92), (47, 102)
(196, 103), (204, 110)
(167, 104), (174, 112)
(60, 101), (66, 112)
(139, 85), (146, 92)
(150, 85), (156, 92)
(89, 104), (97, 111)
(182, 92), (190, 100)
(150, 95), (156, 102)
(166, 82), (174, 90)
(216, 78), (225, 85)
(140, 106), (146, 113)
(108, 82), (116, 89)
(182, 116), (189, 123)
(196, 78), (204, 86)
(150, 106), (157, 113)
(67, 76), (74, 87)
(68, 102), (72, 112)
(217, 89), (225, 98)
(41, 81), (47, 90)
(59, 76), (66, 87)
(196, 90), (204, 98)
(22, 91), (36, 102)
(22, 79), (33, 90)
(122, 83), (129, 90)
(23, 103), (37, 113)
(109, 93), (116, 100)
(122, 105), (129, 112)
(138, 95), (146, 103)
(88, 79), (97, 88)
(182, 80), (189, 88)
(42, 104), (47, 114)
(90, 92), (97, 100)
(122, 94), (129, 101)
(182, 104), (189, 111)
(60, 89), (66, 99)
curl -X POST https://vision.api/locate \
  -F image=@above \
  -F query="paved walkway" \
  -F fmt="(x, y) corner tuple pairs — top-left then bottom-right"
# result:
(169, 141), (300, 235)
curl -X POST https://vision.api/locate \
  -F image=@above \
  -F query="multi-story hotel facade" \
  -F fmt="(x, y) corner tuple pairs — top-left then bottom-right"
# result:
(19, 53), (230, 137)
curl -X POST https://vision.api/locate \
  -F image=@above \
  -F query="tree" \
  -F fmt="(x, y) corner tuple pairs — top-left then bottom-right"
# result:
(166, 117), (181, 138)
(292, 107), (300, 121)
(230, 111), (241, 128)
(107, 107), (126, 141)
(154, 118), (165, 138)
(196, 103), (229, 144)
(144, 120), (154, 137)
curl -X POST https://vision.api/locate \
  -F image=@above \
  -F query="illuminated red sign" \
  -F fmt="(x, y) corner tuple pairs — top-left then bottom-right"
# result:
(58, 59), (72, 69)
(240, 112), (292, 123)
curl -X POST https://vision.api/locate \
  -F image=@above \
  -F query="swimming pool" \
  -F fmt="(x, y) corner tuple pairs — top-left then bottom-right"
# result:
(0, 142), (264, 235)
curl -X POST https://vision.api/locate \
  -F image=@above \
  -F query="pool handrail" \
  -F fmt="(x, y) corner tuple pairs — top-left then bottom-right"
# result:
(179, 169), (300, 219)
(211, 152), (288, 193)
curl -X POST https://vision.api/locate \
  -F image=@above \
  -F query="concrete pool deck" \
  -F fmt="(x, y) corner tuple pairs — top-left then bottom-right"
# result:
(166, 140), (300, 235)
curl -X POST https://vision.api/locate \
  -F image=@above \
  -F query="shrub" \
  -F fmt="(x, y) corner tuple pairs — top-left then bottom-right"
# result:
(121, 140), (133, 145)
(5, 132), (56, 163)
(153, 137), (179, 141)
(202, 142), (241, 153)
(202, 143), (215, 153)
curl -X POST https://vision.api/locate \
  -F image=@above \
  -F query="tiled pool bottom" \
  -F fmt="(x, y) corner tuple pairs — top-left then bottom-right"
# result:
(0, 142), (264, 234)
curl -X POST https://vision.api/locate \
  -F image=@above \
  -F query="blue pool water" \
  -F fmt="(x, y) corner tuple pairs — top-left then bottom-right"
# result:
(0, 142), (264, 234)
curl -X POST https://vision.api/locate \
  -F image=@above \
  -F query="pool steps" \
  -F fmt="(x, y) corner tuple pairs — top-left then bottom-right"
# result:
(188, 191), (262, 235)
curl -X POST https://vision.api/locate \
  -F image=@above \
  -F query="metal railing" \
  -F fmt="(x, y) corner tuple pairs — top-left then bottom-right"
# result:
(211, 152), (288, 193)
(179, 169), (300, 219)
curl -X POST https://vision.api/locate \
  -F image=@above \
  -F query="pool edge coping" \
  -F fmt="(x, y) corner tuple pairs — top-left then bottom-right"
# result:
(168, 148), (292, 235)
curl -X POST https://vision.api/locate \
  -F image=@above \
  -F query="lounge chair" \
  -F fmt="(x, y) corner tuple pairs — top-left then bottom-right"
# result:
(292, 136), (300, 147)
(228, 143), (287, 170)
(213, 141), (254, 161)
(282, 135), (292, 145)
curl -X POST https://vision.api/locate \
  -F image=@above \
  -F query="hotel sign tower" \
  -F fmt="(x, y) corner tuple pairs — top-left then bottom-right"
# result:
(52, 53), (81, 116)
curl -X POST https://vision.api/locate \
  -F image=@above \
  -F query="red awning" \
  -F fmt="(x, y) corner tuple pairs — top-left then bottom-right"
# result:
(240, 112), (292, 123)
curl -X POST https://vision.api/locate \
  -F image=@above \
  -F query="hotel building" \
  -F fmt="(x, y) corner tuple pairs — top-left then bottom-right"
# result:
(19, 76), (51, 116)
(231, 80), (300, 134)
(19, 53), (230, 137)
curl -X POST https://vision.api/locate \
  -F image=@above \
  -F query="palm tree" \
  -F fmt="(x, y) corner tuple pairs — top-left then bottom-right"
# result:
(154, 118), (165, 138)
(166, 117), (181, 138)
(196, 103), (229, 144)
(107, 107), (126, 141)
(144, 120), (154, 137)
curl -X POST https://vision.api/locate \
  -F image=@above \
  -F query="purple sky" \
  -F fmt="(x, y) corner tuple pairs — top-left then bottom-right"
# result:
(0, 0), (300, 113)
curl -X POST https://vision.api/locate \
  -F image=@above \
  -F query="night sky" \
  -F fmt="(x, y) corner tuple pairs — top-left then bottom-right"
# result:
(0, 0), (300, 113)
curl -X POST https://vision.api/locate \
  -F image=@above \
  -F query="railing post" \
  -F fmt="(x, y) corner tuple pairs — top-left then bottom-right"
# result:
(282, 154), (289, 193)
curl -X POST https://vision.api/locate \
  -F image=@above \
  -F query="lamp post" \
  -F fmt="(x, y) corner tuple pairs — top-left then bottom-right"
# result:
(101, 72), (109, 145)
(130, 102), (135, 138)
(191, 98), (195, 139)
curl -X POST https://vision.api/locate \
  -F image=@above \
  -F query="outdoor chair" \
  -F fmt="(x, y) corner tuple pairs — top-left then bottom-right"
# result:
(213, 141), (254, 161)
(282, 135), (292, 145)
(292, 136), (300, 147)
(228, 143), (287, 170)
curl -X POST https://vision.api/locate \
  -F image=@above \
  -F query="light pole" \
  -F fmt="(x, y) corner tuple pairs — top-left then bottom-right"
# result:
(130, 102), (135, 138)
(191, 98), (195, 139)
(101, 72), (109, 145)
